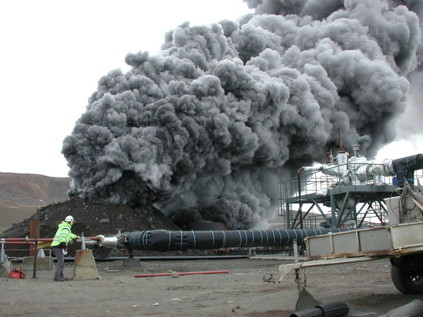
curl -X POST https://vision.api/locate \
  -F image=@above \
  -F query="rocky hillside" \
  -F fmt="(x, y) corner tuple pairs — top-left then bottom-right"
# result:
(0, 197), (182, 257)
(0, 172), (70, 231)
(0, 173), (182, 257)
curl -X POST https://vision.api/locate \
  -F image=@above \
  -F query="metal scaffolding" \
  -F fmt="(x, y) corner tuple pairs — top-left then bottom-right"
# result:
(279, 164), (423, 229)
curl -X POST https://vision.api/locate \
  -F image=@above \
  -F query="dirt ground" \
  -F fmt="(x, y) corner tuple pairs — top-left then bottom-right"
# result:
(1, 255), (423, 317)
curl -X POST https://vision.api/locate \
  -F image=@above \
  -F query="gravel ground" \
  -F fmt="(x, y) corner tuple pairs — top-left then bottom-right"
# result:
(2, 255), (423, 317)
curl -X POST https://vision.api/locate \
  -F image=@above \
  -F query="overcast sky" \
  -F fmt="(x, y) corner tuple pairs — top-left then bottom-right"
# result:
(1, 0), (422, 177)
(0, 1), (253, 177)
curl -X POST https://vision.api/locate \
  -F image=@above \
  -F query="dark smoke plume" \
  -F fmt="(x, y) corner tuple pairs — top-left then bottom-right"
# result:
(62, 0), (421, 229)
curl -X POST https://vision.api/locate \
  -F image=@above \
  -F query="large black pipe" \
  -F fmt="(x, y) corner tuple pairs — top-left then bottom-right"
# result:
(123, 228), (348, 252)
(392, 154), (423, 186)
(392, 154), (423, 174)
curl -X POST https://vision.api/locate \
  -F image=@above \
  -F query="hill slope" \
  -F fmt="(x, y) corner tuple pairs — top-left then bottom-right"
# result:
(0, 172), (70, 230)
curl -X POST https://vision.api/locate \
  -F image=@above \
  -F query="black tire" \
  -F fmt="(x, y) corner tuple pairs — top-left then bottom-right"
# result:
(391, 255), (423, 294)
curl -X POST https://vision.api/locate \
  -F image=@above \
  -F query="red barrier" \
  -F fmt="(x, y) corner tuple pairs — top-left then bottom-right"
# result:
(134, 270), (230, 278)
(2, 238), (53, 242)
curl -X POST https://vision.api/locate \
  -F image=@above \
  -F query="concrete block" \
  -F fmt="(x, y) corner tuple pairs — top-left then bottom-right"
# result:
(0, 260), (11, 277)
(123, 258), (141, 267)
(73, 249), (100, 280)
(21, 256), (52, 270)
(110, 260), (124, 267)
(100, 260), (124, 270)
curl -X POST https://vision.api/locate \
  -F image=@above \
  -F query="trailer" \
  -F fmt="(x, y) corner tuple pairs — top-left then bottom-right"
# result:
(276, 220), (423, 294)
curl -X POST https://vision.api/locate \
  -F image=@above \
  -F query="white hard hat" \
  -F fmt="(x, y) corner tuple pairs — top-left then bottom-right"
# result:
(65, 215), (74, 223)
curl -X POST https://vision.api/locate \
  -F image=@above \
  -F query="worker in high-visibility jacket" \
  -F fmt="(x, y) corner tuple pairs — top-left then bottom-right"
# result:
(51, 215), (79, 281)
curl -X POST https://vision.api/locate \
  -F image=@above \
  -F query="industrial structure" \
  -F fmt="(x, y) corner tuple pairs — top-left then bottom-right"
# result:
(272, 147), (423, 295)
(87, 146), (423, 257)
(279, 144), (423, 229)
(78, 146), (423, 295)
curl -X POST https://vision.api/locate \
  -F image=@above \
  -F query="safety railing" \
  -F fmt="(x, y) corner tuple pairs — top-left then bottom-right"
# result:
(278, 163), (423, 228)
(1, 237), (52, 259)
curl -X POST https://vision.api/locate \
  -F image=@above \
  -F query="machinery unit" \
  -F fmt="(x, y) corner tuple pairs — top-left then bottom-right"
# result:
(280, 144), (423, 229)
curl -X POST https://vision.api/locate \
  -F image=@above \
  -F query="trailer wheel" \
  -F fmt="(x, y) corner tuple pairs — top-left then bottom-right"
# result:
(391, 255), (423, 294)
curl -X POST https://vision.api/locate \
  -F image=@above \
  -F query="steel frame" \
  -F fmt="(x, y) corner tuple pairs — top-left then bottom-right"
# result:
(279, 172), (399, 229)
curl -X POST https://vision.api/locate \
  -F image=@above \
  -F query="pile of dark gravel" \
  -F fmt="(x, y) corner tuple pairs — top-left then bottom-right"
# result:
(0, 197), (188, 257)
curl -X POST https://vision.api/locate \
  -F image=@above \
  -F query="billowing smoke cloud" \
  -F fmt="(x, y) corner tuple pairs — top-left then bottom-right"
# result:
(62, 0), (421, 229)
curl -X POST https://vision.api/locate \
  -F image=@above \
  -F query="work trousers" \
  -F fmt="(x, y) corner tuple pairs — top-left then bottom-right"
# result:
(52, 247), (65, 281)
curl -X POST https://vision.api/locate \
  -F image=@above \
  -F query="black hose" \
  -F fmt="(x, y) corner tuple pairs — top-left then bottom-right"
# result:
(290, 307), (323, 317)
(290, 302), (349, 317)
(316, 302), (349, 317)
(124, 228), (349, 252)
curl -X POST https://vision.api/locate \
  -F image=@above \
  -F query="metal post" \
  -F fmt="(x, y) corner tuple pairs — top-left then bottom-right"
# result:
(81, 232), (86, 250)
(293, 239), (299, 264)
(336, 191), (351, 227)
(330, 192), (337, 228)
(293, 239), (307, 292)
(49, 248), (53, 270)
(286, 201), (291, 228)
(32, 209), (40, 278)
(297, 173), (303, 229)
(0, 239), (6, 263)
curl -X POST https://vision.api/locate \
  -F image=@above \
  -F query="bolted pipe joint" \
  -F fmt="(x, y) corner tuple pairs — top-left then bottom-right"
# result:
(95, 235), (119, 248)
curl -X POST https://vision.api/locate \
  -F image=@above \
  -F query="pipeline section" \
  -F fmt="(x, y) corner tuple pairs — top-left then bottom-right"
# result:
(290, 302), (350, 317)
(392, 154), (423, 174)
(391, 154), (423, 186)
(120, 228), (348, 252)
